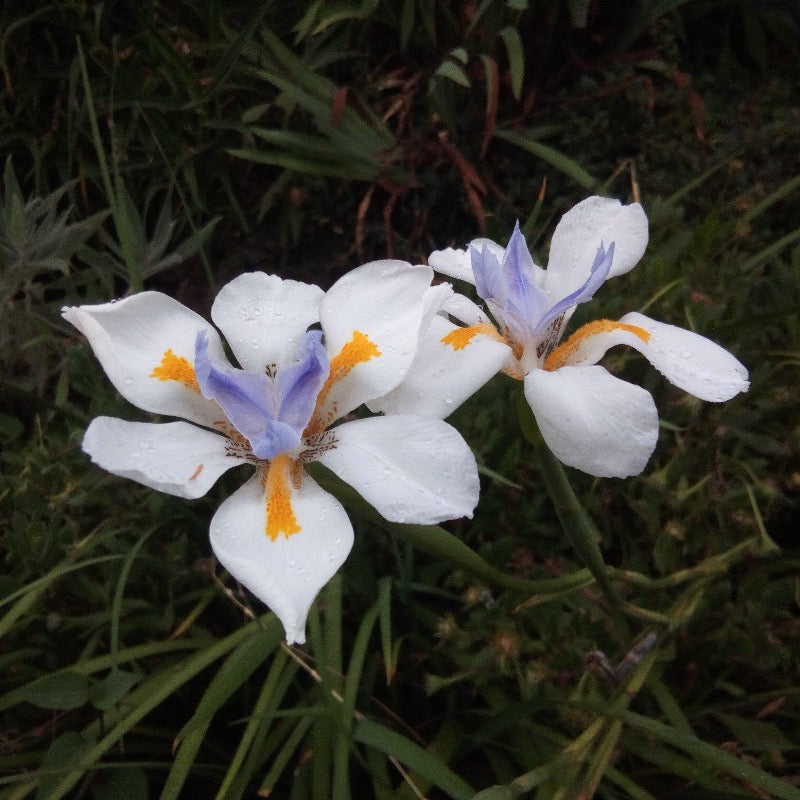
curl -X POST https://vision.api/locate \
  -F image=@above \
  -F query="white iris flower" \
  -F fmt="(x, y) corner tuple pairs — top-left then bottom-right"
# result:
(63, 261), (480, 644)
(373, 197), (749, 478)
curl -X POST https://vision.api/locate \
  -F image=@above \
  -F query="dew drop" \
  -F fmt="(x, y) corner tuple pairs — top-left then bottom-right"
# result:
(681, 350), (692, 359)
(123, 377), (134, 386)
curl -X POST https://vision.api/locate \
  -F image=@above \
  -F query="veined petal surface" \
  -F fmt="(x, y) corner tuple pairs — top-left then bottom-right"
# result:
(368, 313), (511, 418)
(524, 365), (659, 477)
(209, 470), (353, 645)
(211, 272), (324, 373)
(544, 197), (649, 303)
(317, 261), (432, 420)
(82, 417), (242, 499)
(62, 293), (225, 427)
(317, 415), (479, 523)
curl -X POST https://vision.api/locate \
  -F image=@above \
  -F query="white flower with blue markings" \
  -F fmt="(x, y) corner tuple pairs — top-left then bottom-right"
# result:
(63, 261), (480, 644)
(375, 196), (750, 478)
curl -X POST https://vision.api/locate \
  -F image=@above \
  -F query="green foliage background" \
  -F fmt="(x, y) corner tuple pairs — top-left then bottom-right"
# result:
(1, 1), (799, 798)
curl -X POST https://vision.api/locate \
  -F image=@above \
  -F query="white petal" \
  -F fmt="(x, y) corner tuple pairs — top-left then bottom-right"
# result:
(524, 365), (659, 477)
(544, 197), (649, 302)
(422, 281), (455, 319)
(428, 246), (476, 284)
(617, 312), (750, 401)
(82, 417), (242, 498)
(209, 469), (353, 645)
(317, 415), (479, 523)
(317, 261), (432, 419)
(368, 314), (510, 418)
(442, 291), (494, 327)
(62, 293), (225, 427)
(211, 273), (324, 372)
(555, 312), (750, 402)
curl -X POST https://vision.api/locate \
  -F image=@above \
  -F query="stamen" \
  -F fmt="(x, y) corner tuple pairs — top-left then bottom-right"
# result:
(305, 330), (381, 436)
(441, 323), (504, 351)
(544, 320), (650, 372)
(263, 453), (302, 541)
(150, 349), (200, 392)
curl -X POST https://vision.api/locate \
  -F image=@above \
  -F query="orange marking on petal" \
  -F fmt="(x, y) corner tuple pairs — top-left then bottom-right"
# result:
(305, 330), (381, 436)
(263, 454), (302, 542)
(544, 320), (651, 372)
(150, 349), (200, 392)
(441, 323), (504, 351)
(330, 329), (381, 373)
(189, 464), (204, 481)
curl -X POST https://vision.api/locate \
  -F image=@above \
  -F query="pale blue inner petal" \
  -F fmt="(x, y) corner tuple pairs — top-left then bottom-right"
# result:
(500, 222), (549, 322)
(471, 222), (550, 343)
(470, 241), (503, 307)
(194, 330), (328, 461)
(536, 241), (614, 333)
(468, 224), (616, 358)
(276, 330), (330, 430)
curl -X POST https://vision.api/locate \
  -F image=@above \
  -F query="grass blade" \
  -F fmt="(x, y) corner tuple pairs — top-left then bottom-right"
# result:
(353, 719), (475, 800)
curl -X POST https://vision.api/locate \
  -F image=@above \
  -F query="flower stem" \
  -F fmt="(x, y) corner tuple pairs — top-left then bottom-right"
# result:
(516, 390), (622, 606)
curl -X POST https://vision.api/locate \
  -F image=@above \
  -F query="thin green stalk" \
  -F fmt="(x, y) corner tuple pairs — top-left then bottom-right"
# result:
(0, 555), (123, 640)
(516, 393), (620, 605)
(334, 603), (380, 800)
(212, 648), (293, 800)
(109, 528), (155, 668)
(44, 614), (280, 800)
(307, 462), (597, 599)
(76, 38), (142, 291)
(577, 705), (800, 800)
